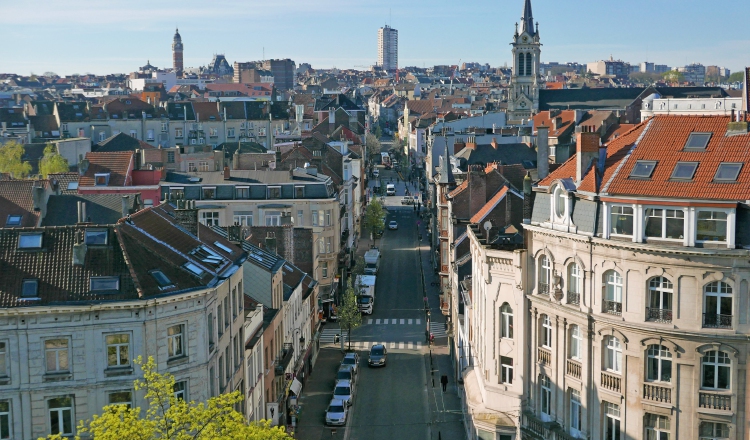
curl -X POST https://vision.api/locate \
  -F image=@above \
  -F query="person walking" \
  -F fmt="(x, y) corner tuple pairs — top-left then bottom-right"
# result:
(441, 375), (448, 392)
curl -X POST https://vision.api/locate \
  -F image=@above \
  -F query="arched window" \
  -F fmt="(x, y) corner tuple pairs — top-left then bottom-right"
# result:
(703, 281), (732, 329)
(541, 314), (553, 348)
(702, 350), (731, 390)
(539, 255), (551, 294)
(554, 186), (566, 218)
(569, 325), (582, 360)
(603, 270), (623, 315)
(604, 336), (622, 373)
(525, 53), (533, 76)
(646, 344), (672, 382)
(517, 53), (526, 76)
(500, 303), (513, 339)
(568, 263), (582, 305)
(647, 277), (673, 323)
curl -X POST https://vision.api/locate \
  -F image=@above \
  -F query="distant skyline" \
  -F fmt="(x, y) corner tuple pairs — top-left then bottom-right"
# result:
(1, 0), (748, 76)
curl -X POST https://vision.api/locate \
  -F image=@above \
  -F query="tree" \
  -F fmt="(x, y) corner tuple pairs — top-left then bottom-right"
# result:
(337, 280), (362, 351)
(661, 70), (685, 84)
(39, 144), (70, 177)
(373, 125), (383, 139)
(351, 255), (365, 280)
(0, 140), (32, 178)
(728, 71), (745, 83)
(43, 356), (292, 440)
(628, 71), (662, 85)
(43, 71), (58, 77)
(365, 133), (382, 159)
(362, 198), (385, 242)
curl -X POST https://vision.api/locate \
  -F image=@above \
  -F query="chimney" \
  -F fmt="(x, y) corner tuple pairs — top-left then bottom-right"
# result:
(598, 145), (607, 176)
(32, 186), (45, 212)
(233, 149), (240, 170)
(522, 171), (533, 225)
(552, 117), (562, 131)
(79, 158), (89, 176)
(453, 139), (466, 154)
(265, 232), (277, 255)
(77, 201), (86, 223)
(536, 124), (549, 179)
(72, 235), (87, 266)
(468, 165), (487, 217)
(329, 110), (335, 129)
(121, 195), (130, 218)
(576, 126), (600, 182)
(174, 200), (199, 236)
(223, 166), (231, 180)
(491, 137), (498, 149)
(466, 135), (476, 150)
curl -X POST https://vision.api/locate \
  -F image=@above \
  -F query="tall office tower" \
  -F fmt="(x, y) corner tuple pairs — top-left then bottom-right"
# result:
(378, 25), (398, 72)
(172, 28), (184, 76)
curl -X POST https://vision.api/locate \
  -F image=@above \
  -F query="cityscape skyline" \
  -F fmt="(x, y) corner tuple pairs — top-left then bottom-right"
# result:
(1, 0), (749, 76)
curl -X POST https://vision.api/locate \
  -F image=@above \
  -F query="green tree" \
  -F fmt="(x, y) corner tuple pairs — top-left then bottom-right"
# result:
(351, 255), (365, 280)
(728, 71), (745, 83)
(0, 140), (32, 178)
(337, 280), (362, 351)
(629, 71), (662, 85)
(373, 125), (383, 139)
(661, 70), (685, 83)
(39, 144), (70, 177)
(43, 356), (292, 440)
(362, 198), (385, 242)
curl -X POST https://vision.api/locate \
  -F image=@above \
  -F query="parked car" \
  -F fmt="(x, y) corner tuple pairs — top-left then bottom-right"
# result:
(388, 220), (398, 230)
(368, 344), (388, 367)
(337, 364), (356, 384)
(341, 352), (360, 374)
(325, 398), (349, 426)
(373, 169), (380, 177)
(333, 379), (355, 407)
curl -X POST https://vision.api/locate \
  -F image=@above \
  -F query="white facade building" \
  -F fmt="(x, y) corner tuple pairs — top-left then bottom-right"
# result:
(377, 25), (398, 72)
(641, 94), (743, 121)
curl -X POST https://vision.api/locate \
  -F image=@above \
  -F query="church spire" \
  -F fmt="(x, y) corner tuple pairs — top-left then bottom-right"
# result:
(520, 0), (535, 36)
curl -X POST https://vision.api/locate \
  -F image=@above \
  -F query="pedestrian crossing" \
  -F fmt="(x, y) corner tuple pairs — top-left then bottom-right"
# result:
(320, 327), (345, 344)
(322, 339), (425, 351)
(429, 321), (448, 338)
(366, 318), (422, 325)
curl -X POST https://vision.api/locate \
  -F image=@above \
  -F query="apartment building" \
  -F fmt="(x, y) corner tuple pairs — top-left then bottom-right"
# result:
(377, 25), (398, 72)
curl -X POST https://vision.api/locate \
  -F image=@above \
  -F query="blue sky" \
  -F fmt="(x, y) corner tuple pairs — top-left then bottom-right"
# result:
(1, 0), (748, 76)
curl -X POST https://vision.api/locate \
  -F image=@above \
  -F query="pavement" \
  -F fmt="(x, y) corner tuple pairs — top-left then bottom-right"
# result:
(295, 165), (465, 440)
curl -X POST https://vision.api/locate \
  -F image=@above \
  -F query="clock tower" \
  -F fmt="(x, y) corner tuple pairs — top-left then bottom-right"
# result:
(508, 0), (541, 122)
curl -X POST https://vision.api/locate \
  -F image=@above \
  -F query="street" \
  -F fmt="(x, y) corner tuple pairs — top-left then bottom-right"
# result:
(296, 164), (465, 440)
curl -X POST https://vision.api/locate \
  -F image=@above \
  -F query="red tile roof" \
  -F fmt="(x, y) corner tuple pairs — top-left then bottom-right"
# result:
(532, 110), (577, 137)
(470, 186), (508, 224)
(79, 152), (134, 187)
(447, 180), (468, 198)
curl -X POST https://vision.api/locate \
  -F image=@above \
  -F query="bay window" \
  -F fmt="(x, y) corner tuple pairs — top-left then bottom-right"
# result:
(696, 211), (727, 242)
(645, 208), (684, 240)
(610, 205), (633, 236)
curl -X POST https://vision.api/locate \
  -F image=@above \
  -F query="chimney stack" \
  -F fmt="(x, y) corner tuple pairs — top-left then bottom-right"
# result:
(174, 199), (199, 236)
(77, 201), (87, 224)
(223, 166), (231, 180)
(72, 232), (87, 266)
(121, 195), (130, 218)
(265, 232), (277, 255)
(576, 126), (600, 183)
(523, 171), (533, 225)
(491, 137), (498, 149)
(536, 124), (549, 179)
(79, 157), (89, 176)
(466, 136), (476, 150)
(233, 149), (240, 170)
(32, 186), (45, 212)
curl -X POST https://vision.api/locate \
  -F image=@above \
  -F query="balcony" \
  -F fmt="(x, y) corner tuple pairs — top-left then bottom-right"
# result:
(567, 291), (580, 306)
(699, 392), (731, 411)
(646, 307), (673, 323)
(566, 359), (581, 379)
(703, 313), (732, 329)
(643, 383), (672, 404)
(538, 282), (549, 295)
(601, 371), (621, 393)
(538, 347), (551, 365)
(603, 300), (622, 316)
(522, 412), (551, 439)
(274, 343), (294, 375)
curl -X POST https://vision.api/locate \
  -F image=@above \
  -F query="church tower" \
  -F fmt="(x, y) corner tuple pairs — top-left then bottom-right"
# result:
(172, 28), (184, 77)
(508, 0), (541, 122)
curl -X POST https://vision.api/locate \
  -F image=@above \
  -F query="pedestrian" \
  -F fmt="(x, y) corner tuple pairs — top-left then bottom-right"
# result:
(441, 375), (448, 392)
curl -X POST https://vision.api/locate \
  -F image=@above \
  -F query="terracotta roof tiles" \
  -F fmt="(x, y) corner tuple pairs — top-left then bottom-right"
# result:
(79, 152), (134, 187)
(470, 187), (508, 224)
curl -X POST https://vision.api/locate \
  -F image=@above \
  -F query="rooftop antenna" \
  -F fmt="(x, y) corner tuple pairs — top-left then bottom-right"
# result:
(390, 8), (392, 27)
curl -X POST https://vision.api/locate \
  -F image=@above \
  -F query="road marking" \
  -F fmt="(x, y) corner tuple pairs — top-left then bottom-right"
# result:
(391, 319), (397, 324)
(417, 341), (422, 349)
(408, 342), (414, 349)
(416, 319), (421, 325)
(399, 342), (405, 349)
(376, 319), (381, 324)
(408, 319), (413, 325)
(389, 341), (396, 349)
(367, 319), (373, 325)
(400, 319), (405, 324)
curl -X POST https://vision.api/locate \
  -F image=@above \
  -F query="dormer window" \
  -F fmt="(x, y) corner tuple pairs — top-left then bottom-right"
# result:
(6, 215), (22, 226)
(554, 186), (567, 219)
(94, 173), (110, 186)
(268, 186), (281, 199)
(18, 233), (43, 249)
(85, 229), (108, 245)
(183, 262), (205, 277)
(90, 276), (119, 291)
(150, 270), (174, 288)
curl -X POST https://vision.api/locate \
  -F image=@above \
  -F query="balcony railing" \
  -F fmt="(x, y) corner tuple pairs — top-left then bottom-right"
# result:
(703, 313), (732, 329)
(566, 359), (582, 379)
(699, 392), (731, 411)
(643, 383), (672, 404)
(522, 413), (551, 439)
(601, 371), (621, 393)
(646, 307), (673, 323)
(538, 347), (551, 365)
(274, 343), (294, 375)
(603, 300), (622, 316)
(567, 291), (580, 305)
(538, 282), (549, 295)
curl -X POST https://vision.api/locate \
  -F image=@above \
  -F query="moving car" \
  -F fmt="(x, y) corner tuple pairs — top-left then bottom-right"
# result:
(325, 398), (348, 426)
(333, 379), (355, 407)
(337, 364), (356, 383)
(388, 220), (398, 230)
(341, 352), (360, 374)
(373, 169), (380, 178)
(386, 184), (396, 196)
(358, 294), (374, 314)
(368, 344), (388, 367)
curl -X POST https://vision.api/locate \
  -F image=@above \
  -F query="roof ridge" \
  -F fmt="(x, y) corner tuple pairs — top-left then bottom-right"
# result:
(601, 118), (654, 194)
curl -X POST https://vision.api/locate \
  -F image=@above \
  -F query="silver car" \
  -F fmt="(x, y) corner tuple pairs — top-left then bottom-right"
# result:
(325, 398), (348, 426)
(341, 352), (359, 375)
(333, 379), (355, 407)
(337, 364), (356, 384)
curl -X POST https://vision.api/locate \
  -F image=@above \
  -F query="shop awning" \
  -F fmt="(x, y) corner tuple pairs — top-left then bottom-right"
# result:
(290, 378), (302, 396)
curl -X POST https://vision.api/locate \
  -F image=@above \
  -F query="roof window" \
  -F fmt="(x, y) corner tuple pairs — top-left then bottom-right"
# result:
(150, 270), (174, 288)
(191, 246), (224, 267)
(67, 182), (79, 190)
(6, 215), (22, 226)
(94, 173), (110, 186)
(213, 241), (233, 253)
(684, 132), (711, 150)
(670, 162), (698, 180)
(90, 276), (120, 291)
(85, 229), (108, 245)
(714, 163), (742, 182)
(183, 262), (205, 277)
(629, 160), (657, 179)
(21, 279), (39, 299)
(18, 233), (43, 249)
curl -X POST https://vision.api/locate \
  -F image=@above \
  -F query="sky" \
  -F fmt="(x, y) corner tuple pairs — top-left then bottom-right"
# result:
(1, 0), (749, 76)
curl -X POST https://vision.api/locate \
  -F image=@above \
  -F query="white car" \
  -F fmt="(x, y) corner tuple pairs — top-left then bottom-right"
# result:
(341, 352), (360, 375)
(373, 169), (380, 177)
(388, 220), (398, 230)
(325, 398), (348, 426)
(333, 379), (355, 407)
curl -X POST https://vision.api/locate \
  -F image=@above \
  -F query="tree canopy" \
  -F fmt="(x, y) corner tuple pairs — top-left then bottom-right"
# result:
(0, 140), (32, 178)
(661, 70), (685, 83)
(365, 133), (382, 159)
(337, 280), (362, 351)
(728, 71), (745, 83)
(39, 144), (70, 177)
(362, 198), (385, 241)
(42, 356), (292, 440)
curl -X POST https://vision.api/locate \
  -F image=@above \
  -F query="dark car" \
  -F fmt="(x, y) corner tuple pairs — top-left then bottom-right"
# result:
(368, 344), (387, 367)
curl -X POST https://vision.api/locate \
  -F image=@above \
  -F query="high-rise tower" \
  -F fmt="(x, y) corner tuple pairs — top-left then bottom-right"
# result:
(507, 0), (541, 122)
(378, 25), (398, 72)
(172, 28), (184, 76)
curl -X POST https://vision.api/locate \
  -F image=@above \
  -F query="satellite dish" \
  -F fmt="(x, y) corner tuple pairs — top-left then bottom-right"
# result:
(483, 221), (492, 233)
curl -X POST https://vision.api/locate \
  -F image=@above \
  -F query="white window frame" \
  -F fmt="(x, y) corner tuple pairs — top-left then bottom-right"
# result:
(696, 209), (730, 244)
(174, 381), (187, 400)
(233, 214), (252, 226)
(645, 413), (670, 440)
(570, 389), (582, 437)
(604, 402), (621, 440)
(539, 255), (551, 292)
(45, 339), (70, 373)
(107, 390), (133, 407)
(553, 185), (567, 220)
(105, 334), (130, 368)
(540, 375), (551, 418)
(325, 210), (332, 226)
(297, 210), (304, 226)
(703, 281), (733, 328)
(644, 207), (685, 241)
(646, 344), (672, 383)
(322, 261), (328, 278)
(200, 211), (220, 226)
(48, 397), (74, 437)
(541, 315), (552, 349)
(604, 270), (623, 312)
(500, 356), (513, 384)
(569, 325), (582, 360)
(604, 336), (622, 373)
(0, 342), (6, 379)
(701, 350), (731, 390)
(568, 263), (581, 295)
(265, 211), (281, 226)
(700, 422), (729, 440)
(500, 303), (513, 339)
(609, 204), (634, 238)
(167, 325), (185, 359)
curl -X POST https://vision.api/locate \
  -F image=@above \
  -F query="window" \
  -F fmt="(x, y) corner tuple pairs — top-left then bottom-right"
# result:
(198, 161), (209, 172)
(554, 186), (567, 218)
(202, 187), (216, 200)
(209, 366), (216, 397)
(208, 312), (215, 349)
(603, 270), (623, 315)
(19, 233), (43, 249)
(500, 356), (513, 384)
(645, 413), (670, 440)
(45, 339), (69, 373)
(67, 182), (78, 191)
(0, 400), (9, 440)
(219, 355), (225, 388)
(645, 208), (684, 240)
(500, 303), (513, 339)
(184, 262), (205, 277)
(161, 122), (168, 133)
(167, 151), (175, 163)
(227, 128), (235, 138)
(225, 346), (231, 380)
(90, 277), (119, 291)
(173, 381), (187, 400)
(295, 186), (304, 198)
(325, 237), (332, 253)
(604, 336), (622, 373)
(106, 334), (130, 368)
(94, 173), (110, 186)
(232, 288), (238, 319)
(268, 186), (281, 199)
(325, 210), (332, 226)
(696, 211), (728, 242)
(700, 422), (729, 440)
(312, 210), (321, 226)
(297, 210), (304, 226)
(714, 163), (742, 182)
(568, 263), (581, 303)
(48, 397), (73, 436)
(201, 211), (220, 226)
(322, 261), (328, 278)
(99, 131), (106, 142)
(236, 187), (249, 199)
(630, 160), (657, 178)
(540, 376), (551, 417)
(684, 132), (711, 150)
(209, 128), (218, 137)
(78, 128), (85, 137)
(233, 214), (252, 226)
(175, 128), (183, 138)
(0, 342), (6, 378)
(108, 391), (132, 408)
(5, 215), (21, 226)
(169, 187), (184, 200)
(540, 315), (552, 348)
(539, 255), (551, 294)
(150, 270), (173, 288)
(188, 162), (197, 172)
(645, 344), (673, 383)
(647, 277), (673, 322)
(224, 297), (230, 328)
(85, 229), (108, 245)
(217, 304), (223, 336)
(168, 325), (184, 359)
(702, 350), (730, 390)
(610, 205), (634, 236)
(570, 389), (582, 436)
(22, 279), (38, 298)
(147, 129), (155, 140)
(129, 130), (137, 138)
(670, 162), (698, 180)
(704, 281), (732, 328)
(604, 402), (620, 440)
(569, 325), (582, 360)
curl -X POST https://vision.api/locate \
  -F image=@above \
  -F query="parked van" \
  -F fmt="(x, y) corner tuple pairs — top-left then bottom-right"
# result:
(386, 184), (396, 196)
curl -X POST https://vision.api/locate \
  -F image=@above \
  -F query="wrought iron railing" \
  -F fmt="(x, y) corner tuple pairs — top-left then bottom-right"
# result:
(646, 307), (673, 323)
(603, 300), (622, 315)
(703, 313), (732, 329)
(567, 291), (580, 305)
